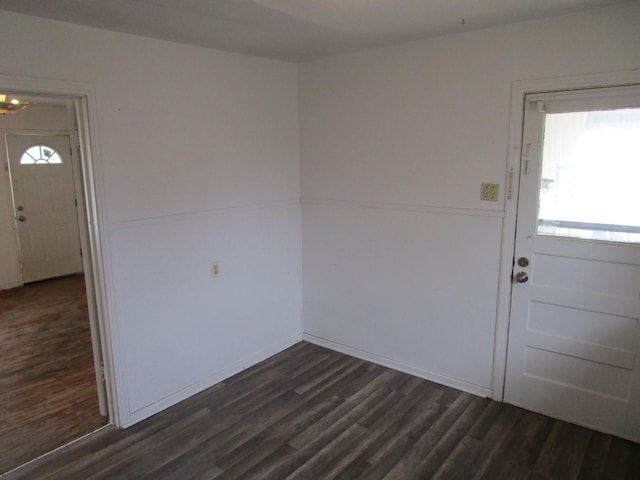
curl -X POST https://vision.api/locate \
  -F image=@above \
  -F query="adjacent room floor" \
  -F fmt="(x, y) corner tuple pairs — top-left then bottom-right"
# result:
(0, 274), (107, 474)
(5, 341), (640, 479)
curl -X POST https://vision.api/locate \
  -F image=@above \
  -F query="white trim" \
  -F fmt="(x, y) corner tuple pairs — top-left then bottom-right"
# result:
(303, 334), (492, 399)
(491, 68), (640, 401)
(0, 73), (120, 426)
(296, 206), (305, 346)
(122, 333), (303, 427)
(1, 129), (70, 135)
(109, 198), (301, 230)
(527, 84), (640, 113)
(302, 198), (504, 219)
(0, 425), (112, 478)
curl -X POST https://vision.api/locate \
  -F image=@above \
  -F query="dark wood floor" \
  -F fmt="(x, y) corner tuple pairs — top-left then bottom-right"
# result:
(0, 275), (107, 475)
(5, 342), (640, 479)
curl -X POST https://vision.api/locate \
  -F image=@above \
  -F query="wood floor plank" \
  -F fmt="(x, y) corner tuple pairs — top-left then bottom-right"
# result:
(0, 275), (107, 475)
(462, 402), (522, 479)
(313, 386), (435, 479)
(603, 436), (631, 479)
(82, 408), (214, 480)
(5, 341), (640, 480)
(288, 381), (388, 451)
(533, 421), (593, 479)
(576, 432), (612, 480)
(355, 402), (448, 479)
(442, 403), (522, 479)
(625, 443), (640, 480)
(474, 408), (545, 479)
(233, 444), (299, 480)
(380, 392), (481, 479)
(285, 422), (369, 480)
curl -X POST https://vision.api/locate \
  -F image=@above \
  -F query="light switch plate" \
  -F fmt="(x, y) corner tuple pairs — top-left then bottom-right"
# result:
(481, 183), (499, 201)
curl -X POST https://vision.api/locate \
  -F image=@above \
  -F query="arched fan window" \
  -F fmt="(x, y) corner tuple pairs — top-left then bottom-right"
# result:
(20, 145), (63, 165)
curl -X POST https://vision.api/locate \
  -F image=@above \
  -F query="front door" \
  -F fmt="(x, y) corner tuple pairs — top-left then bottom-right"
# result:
(6, 133), (83, 283)
(504, 86), (640, 441)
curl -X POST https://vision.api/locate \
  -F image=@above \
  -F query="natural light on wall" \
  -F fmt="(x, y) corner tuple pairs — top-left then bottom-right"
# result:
(537, 107), (640, 244)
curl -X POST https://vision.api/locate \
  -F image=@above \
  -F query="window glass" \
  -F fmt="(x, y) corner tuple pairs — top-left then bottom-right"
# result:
(537, 107), (640, 243)
(20, 145), (63, 165)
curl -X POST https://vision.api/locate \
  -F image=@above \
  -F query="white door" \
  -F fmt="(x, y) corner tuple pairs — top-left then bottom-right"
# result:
(504, 86), (640, 441)
(6, 133), (83, 283)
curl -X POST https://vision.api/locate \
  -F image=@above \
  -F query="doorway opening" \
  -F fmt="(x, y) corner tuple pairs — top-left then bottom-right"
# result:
(0, 91), (111, 473)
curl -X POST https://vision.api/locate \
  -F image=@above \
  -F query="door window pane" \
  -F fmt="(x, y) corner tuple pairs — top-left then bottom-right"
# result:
(20, 145), (63, 165)
(537, 107), (640, 243)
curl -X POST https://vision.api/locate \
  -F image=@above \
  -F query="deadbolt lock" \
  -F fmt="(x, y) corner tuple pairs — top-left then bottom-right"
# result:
(517, 257), (530, 267)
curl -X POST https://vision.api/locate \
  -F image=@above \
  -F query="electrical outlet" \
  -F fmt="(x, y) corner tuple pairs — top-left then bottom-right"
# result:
(211, 262), (220, 278)
(481, 183), (500, 202)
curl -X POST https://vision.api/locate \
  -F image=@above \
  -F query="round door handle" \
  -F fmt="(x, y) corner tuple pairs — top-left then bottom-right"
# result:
(515, 271), (528, 283)
(18, 215), (26, 222)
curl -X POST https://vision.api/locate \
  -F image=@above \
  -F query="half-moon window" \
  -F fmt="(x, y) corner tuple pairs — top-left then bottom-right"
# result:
(20, 145), (63, 165)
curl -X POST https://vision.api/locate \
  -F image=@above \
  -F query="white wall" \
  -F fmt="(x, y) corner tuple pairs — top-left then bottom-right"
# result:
(299, 3), (640, 395)
(0, 105), (70, 289)
(0, 11), (302, 425)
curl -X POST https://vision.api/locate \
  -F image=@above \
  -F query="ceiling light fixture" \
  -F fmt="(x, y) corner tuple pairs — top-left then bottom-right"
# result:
(0, 94), (27, 114)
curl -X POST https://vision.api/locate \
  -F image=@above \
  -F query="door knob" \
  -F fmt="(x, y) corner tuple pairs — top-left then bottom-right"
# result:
(515, 271), (528, 283)
(18, 215), (26, 222)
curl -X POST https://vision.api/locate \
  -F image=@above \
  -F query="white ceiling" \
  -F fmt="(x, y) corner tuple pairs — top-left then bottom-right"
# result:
(0, 0), (630, 62)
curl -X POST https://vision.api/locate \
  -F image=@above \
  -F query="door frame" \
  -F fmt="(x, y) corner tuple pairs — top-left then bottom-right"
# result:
(492, 69), (640, 401)
(0, 73), (119, 426)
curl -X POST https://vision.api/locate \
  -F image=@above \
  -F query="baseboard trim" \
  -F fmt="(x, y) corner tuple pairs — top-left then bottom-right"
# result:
(121, 332), (303, 427)
(303, 333), (492, 399)
(0, 281), (22, 291)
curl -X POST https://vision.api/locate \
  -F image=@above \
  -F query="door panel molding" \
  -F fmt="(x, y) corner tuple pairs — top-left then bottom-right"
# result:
(528, 286), (640, 319)
(534, 236), (640, 263)
(512, 373), (628, 437)
(525, 331), (635, 370)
